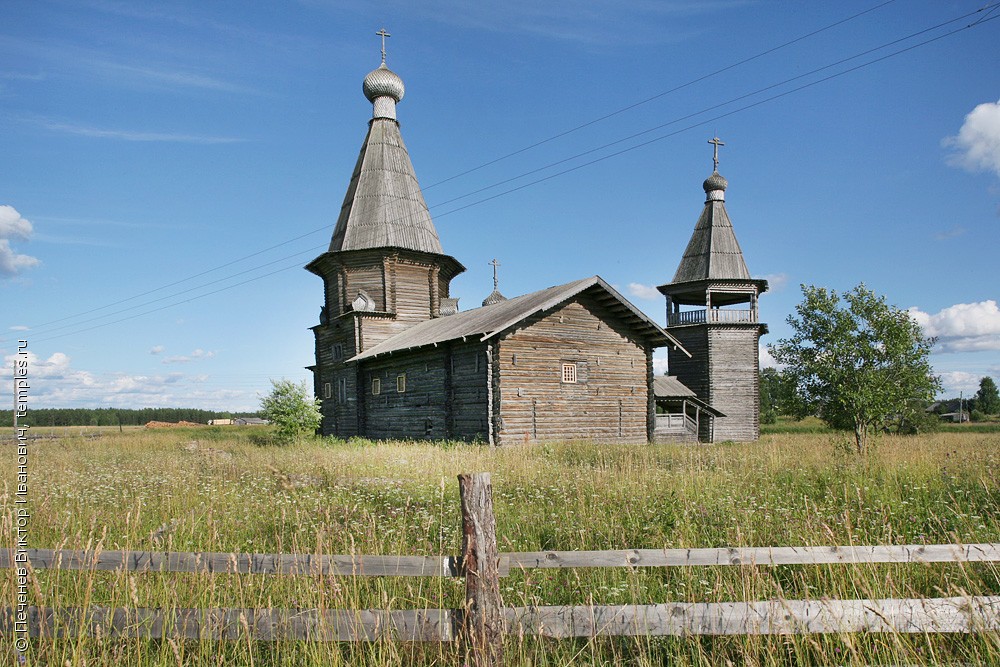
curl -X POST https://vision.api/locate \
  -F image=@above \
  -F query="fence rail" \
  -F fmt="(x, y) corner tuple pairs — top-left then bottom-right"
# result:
(5, 473), (999, 665)
(5, 542), (999, 577)
(4, 596), (998, 642)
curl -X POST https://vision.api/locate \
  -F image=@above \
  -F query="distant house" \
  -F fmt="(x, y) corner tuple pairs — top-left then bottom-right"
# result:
(208, 419), (234, 426)
(304, 50), (764, 444)
(234, 417), (269, 426)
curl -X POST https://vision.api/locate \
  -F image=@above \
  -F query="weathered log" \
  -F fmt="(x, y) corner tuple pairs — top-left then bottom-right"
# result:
(458, 473), (503, 667)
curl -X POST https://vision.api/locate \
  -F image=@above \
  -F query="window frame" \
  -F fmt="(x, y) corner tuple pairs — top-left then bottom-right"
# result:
(396, 373), (407, 393)
(561, 363), (577, 384)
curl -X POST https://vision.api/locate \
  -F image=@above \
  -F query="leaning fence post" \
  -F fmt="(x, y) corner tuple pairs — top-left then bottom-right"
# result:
(458, 472), (503, 667)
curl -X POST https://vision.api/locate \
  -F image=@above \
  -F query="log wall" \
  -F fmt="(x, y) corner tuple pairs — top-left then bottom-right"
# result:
(495, 298), (649, 445)
(707, 325), (760, 442)
(666, 323), (761, 442)
(358, 342), (489, 441)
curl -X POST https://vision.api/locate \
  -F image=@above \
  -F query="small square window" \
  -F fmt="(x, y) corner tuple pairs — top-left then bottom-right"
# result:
(372, 377), (381, 395)
(562, 363), (577, 383)
(397, 374), (407, 393)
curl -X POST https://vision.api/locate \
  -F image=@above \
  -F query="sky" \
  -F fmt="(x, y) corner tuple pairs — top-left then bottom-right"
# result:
(2, 0), (999, 412)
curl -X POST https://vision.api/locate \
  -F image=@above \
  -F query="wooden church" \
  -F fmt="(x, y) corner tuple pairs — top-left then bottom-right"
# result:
(306, 48), (765, 444)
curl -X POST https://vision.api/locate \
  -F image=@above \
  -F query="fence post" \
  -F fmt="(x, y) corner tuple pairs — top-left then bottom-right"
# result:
(458, 472), (503, 667)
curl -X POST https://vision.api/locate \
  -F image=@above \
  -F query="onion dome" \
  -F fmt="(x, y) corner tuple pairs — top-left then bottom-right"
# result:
(703, 170), (728, 202)
(363, 63), (404, 120)
(482, 289), (507, 307)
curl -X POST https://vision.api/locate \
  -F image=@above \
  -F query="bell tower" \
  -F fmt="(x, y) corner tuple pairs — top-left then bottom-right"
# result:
(658, 138), (767, 442)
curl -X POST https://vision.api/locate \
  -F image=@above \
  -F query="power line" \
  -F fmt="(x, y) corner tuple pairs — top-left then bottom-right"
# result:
(23, 3), (998, 342)
(417, 0), (900, 193)
(23, 0), (900, 333)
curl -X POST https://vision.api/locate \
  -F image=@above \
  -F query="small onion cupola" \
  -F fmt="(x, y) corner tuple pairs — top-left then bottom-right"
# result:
(482, 258), (508, 307)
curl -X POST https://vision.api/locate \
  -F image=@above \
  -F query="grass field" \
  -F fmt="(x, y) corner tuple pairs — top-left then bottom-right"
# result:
(3, 426), (999, 665)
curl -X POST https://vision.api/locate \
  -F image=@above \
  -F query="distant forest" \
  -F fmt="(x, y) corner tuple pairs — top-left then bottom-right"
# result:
(5, 407), (260, 427)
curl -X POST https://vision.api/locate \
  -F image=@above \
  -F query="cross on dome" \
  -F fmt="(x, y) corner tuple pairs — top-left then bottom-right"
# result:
(708, 136), (725, 172)
(376, 28), (391, 64)
(489, 258), (501, 291)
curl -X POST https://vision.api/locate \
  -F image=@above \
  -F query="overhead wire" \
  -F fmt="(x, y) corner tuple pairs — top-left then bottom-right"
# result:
(23, 3), (1000, 344)
(21, 0), (901, 334)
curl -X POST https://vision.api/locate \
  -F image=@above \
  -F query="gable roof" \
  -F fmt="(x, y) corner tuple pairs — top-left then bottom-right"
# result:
(328, 117), (446, 256)
(350, 276), (688, 363)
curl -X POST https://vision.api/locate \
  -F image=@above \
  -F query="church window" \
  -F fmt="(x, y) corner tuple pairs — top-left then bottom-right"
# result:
(562, 363), (577, 384)
(337, 377), (348, 403)
(332, 344), (343, 361)
(323, 383), (332, 399)
(397, 374), (407, 393)
(372, 377), (381, 395)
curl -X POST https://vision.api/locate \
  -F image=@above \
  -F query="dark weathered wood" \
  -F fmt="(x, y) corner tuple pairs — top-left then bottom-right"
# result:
(0, 548), (455, 577)
(505, 596), (1000, 638)
(459, 473), (503, 667)
(505, 543), (1000, 572)
(0, 606), (452, 642)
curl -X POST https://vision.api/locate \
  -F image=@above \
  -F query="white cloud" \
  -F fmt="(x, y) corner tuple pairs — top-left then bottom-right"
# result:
(0, 205), (34, 240)
(150, 345), (165, 355)
(627, 282), (661, 301)
(0, 205), (40, 278)
(3, 350), (257, 410)
(652, 352), (669, 376)
(162, 348), (216, 364)
(762, 273), (788, 292)
(759, 344), (781, 369)
(0, 240), (40, 277)
(944, 99), (1000, 177)
(909, 300), (1000, 353)
(934, 226), (966, 241)
(9, 325), (30, 331)
(32, 118), (244, 144)
(937, 371), (982, 397)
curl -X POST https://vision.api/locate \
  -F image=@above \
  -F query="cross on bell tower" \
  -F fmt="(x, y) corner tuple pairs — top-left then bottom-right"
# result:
(376, 28), (391, 64)
(708, 136), (724, 172)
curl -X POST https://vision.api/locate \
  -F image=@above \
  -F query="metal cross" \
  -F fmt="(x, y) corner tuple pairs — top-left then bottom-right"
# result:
(489, 258), (501, 291)
(708, 136), (725, 171)
(376, 28), (391, 64)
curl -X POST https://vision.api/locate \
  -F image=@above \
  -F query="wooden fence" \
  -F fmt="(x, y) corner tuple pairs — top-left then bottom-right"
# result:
(3, 473), (1000, 666)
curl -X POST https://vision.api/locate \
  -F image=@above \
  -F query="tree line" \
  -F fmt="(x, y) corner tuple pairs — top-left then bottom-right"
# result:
(4, 407), (260, 428)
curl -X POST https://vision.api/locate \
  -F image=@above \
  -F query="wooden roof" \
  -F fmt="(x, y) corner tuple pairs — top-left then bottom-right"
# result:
(653, 376), (726, 417)
(671, 193), (750, 284)
(350, 276), (688, 363)
(659, 172), (767, 305)
(652, 376), (696, 398)
(328, 117), (446, 256)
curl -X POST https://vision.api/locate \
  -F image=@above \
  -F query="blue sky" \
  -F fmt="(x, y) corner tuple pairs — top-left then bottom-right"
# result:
(3, 1), (999, 412)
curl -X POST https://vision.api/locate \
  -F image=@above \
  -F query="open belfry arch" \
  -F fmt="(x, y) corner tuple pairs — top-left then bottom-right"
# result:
(658, 138), (768, 442)
(306, 36), (763, 444)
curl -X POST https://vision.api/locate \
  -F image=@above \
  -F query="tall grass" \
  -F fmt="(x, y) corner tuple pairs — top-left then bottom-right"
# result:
(2, 427), (998, 665)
